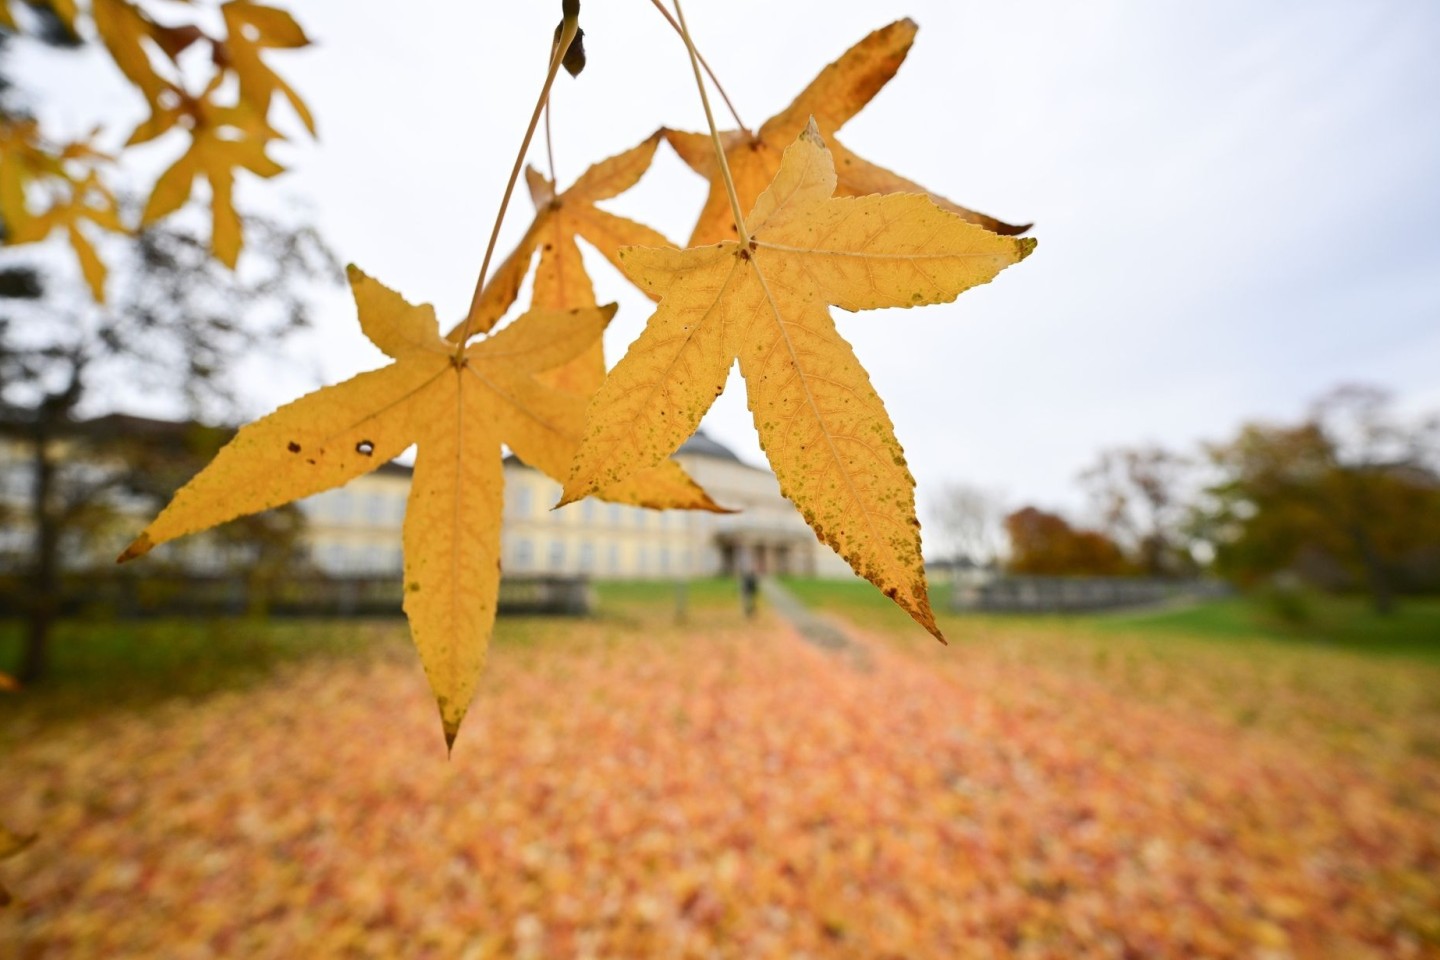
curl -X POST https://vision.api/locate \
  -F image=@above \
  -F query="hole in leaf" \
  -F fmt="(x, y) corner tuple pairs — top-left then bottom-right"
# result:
(356, 440), (375, 457)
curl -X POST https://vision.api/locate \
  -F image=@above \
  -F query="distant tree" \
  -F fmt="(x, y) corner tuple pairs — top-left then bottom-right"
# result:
(1003, 506), (1132, 577)
(931, 482), (1006, 567)
(0, 212), (338, 681)
(1198, 385), (1440, 613)
(1079, 444), (1196, 576)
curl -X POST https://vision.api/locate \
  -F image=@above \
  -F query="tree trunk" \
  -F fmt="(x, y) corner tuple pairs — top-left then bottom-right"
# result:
(1352, 525), (1395, 616)
(18, 432), (58, 683)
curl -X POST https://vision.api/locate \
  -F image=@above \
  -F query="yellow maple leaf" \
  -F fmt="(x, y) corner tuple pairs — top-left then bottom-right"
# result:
(121, 268), (723, 746)
(104, 0), (311, 267)
(0, 822), (34, 908)
(561, 123), (1034, 640)
(141, 124), (284, 267)
(665, 19), (1028, 246)
(91, 0), (198, 110)
(218, 0), (317, 135)
(0, 122), (124, 299)
(0, 0), (77, 34)
(446, 133), (673, 395)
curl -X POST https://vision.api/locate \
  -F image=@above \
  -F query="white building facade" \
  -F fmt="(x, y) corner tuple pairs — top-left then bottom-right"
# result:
(1, 419), (854, 581)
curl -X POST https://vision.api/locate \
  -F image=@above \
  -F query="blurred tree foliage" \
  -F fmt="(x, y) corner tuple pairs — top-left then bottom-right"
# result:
(1002, 506), (1133, 577)
(0, 0), (315, 293)
(0, 12), (336, 681)
(1079, 444), (1197, 577)
(1198, 386), (1440, 613)
(0, 212), (338, 681)
(931, 482), (1007, 568)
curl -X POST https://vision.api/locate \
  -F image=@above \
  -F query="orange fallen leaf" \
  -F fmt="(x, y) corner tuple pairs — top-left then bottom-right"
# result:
(0, 822), (34, 907)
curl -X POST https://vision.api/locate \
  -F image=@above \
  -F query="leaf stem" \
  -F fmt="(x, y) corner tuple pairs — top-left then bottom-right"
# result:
(670, 0), (749, 246)
(544, 97), (557, 186)
(544, 31), (559, 186)
(645, 0), (748, 135)
(455, 14), (579, 353)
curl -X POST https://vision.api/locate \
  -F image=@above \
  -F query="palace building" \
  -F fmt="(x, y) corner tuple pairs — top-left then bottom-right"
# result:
(0, 416), (853, 581)
(299, 430), (853, 580)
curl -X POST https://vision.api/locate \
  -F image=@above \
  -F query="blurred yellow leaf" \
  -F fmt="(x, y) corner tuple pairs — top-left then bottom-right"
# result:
(142, 127), (284, 267)
(48, 0), (79, 31)
(123, 268), (723, 746)
(91, 0), (172, 107)
(562, 124), (1033, 639)
(219, 0), (316, 135)
(0, 123), (124, 299)
(665, 20), (1028, 246)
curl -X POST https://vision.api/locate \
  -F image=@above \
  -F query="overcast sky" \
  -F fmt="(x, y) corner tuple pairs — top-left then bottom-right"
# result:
(15, 0), (1440, 534)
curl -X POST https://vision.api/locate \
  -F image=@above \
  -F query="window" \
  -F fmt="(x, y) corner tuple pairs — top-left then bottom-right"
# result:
(332, 491), (354, 522)
(659, 546), (671, 574)
(608, 503), (621, 525)
(548, 540), (566, 571)
(365, 493), (385, 524)
(607, 544), (620, 573)
(513, 538), (534, 571)
(634, 509), (647, 529)
(511, 485), (533, 518)
(582, 498), (598, 523)
(578, 542), (595, 573)
(637, 546), (649, 575)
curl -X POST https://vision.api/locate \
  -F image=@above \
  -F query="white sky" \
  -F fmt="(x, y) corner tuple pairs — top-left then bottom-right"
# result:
(13, 0), (1440, 535)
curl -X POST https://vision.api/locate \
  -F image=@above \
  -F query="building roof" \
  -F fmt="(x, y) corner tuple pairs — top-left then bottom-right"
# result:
(677, 429), (742, 463)
(504, 428), (748, 473)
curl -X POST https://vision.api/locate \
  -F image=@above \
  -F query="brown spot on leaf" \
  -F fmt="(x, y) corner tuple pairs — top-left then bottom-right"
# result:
(287, 441), (301, 453)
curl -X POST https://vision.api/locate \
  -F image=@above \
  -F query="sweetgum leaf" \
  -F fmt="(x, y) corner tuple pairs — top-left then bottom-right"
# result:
(562, 124), (1034, 640)
(122, 268), (723, 745)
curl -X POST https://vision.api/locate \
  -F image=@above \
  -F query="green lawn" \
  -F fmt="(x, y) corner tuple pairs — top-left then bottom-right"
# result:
(0, 619), (407, 726)
(780, 575), (1440, 661)
(0, 579), (747, 723)
(1093, 595), (1440, 658)
(593, 577), (743, 613)
(7, 578), (1436, 756)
